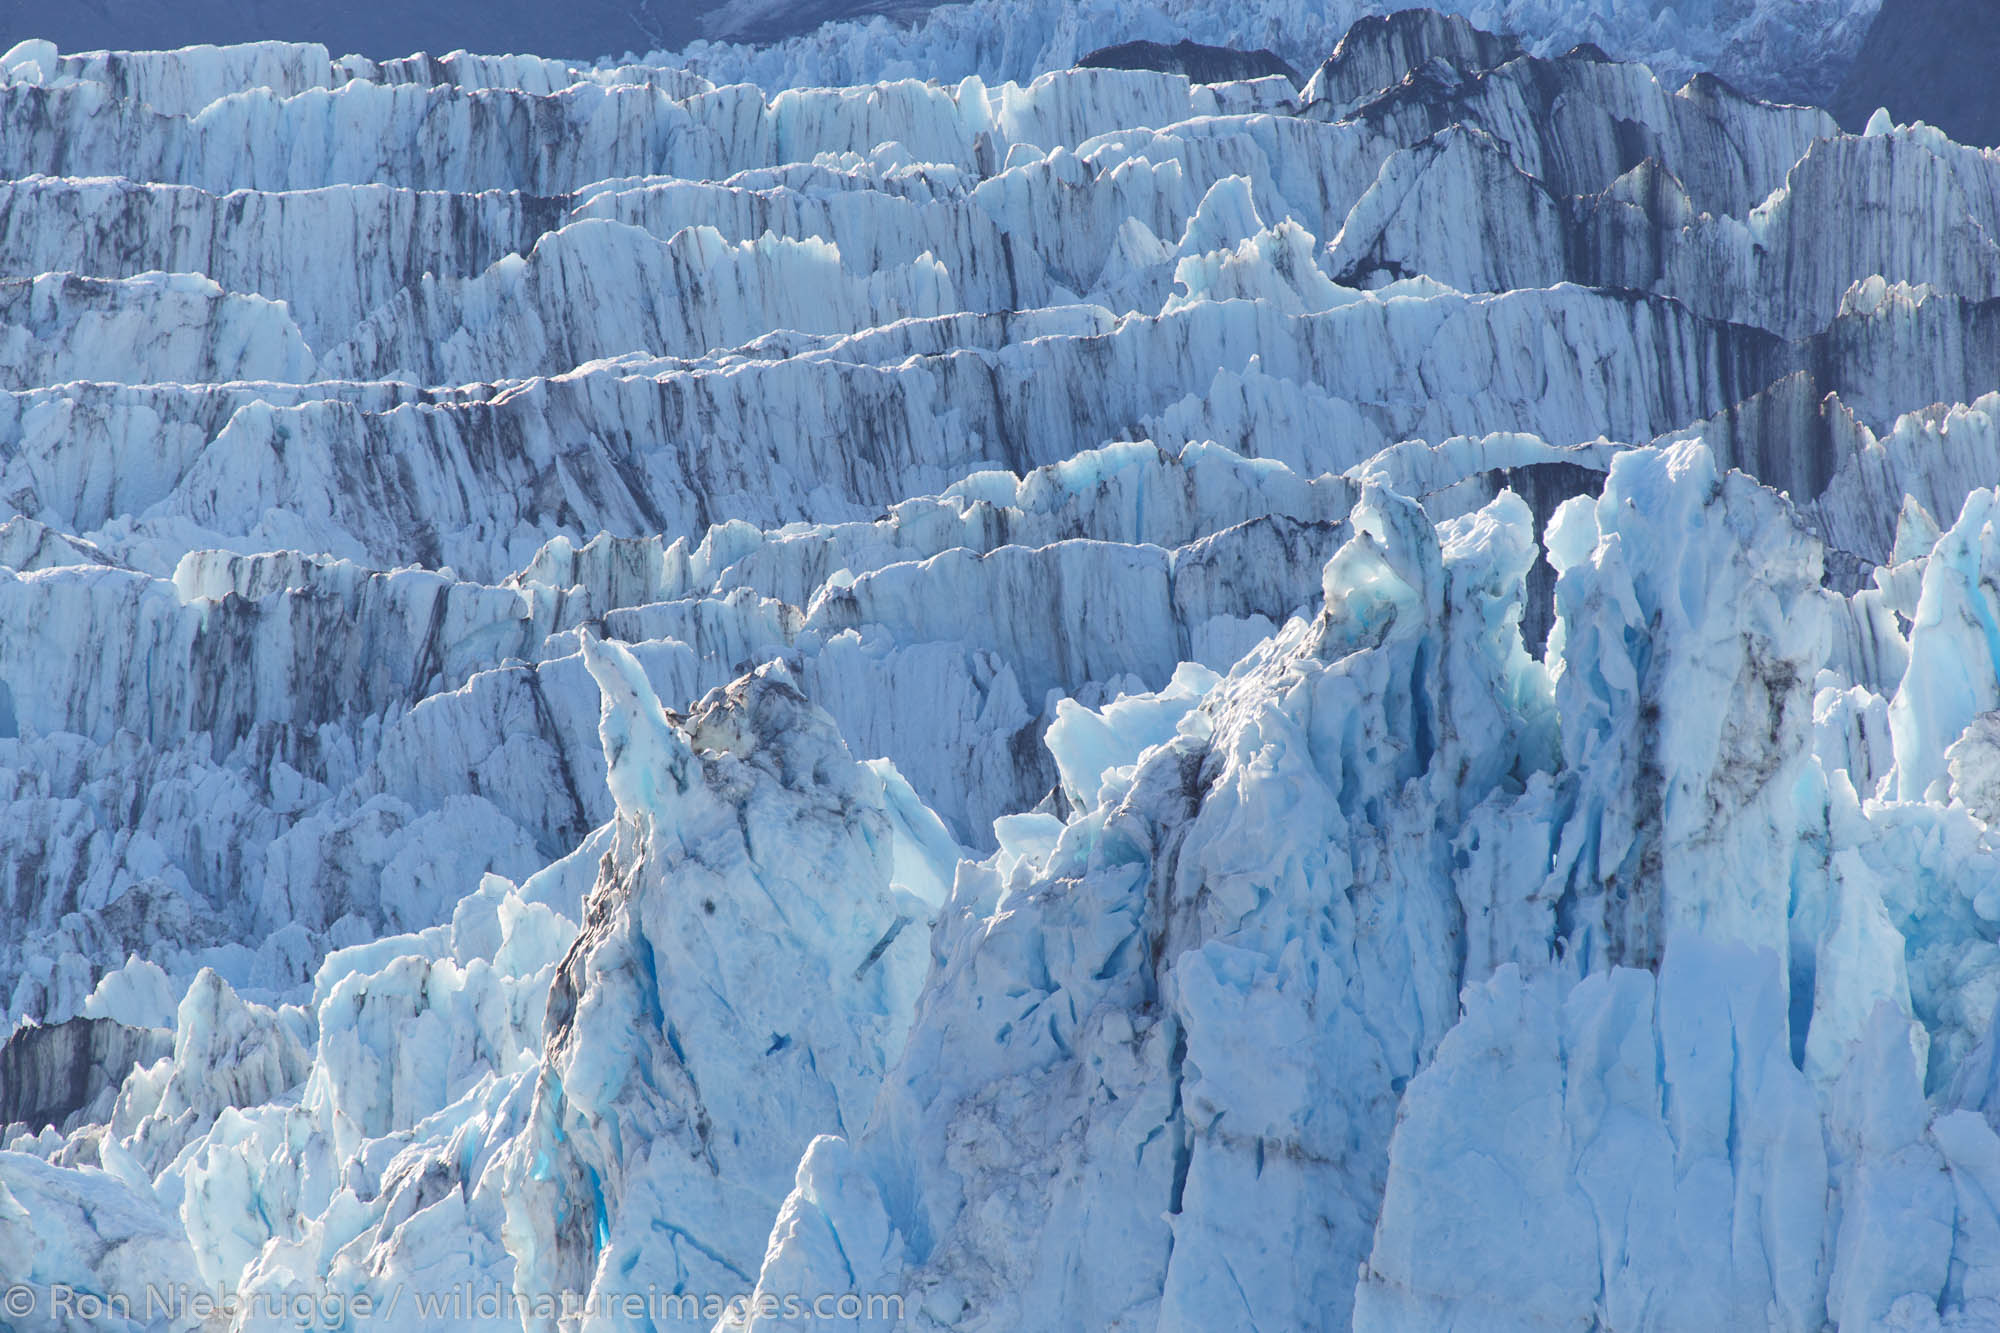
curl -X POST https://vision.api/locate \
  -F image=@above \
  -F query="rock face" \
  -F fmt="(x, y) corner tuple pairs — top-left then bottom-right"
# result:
(1832, 0), (2000, 146)
(7, 8), (2000, 1333)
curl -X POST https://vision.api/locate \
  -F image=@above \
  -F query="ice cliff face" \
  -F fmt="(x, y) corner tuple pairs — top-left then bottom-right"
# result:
(5, 0), (747, 69)
(4, 0), (1889, 113)
(5, 9), (2000, 1333)
(668, 0), (1882, 110)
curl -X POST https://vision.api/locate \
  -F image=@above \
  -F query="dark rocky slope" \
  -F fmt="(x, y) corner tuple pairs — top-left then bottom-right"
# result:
(1077, 38), (1300, 85)
(1833, 0), (2000, 145)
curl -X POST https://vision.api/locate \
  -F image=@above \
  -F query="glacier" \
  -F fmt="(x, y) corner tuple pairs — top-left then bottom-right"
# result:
(5, 6), (2000, 1332)
(668, 0), (1882, 109)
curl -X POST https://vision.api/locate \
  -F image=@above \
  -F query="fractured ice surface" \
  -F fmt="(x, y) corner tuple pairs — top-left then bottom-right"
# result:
(7, 8), (2000, 1332)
